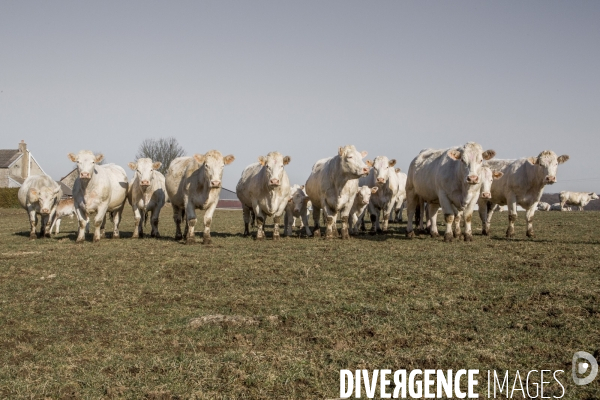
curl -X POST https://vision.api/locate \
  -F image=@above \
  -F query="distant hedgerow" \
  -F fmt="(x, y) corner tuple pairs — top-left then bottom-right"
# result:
(0, 188), (20, 208)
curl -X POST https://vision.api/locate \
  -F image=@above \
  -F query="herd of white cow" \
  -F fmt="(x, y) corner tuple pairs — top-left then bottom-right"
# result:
(16, 142), (598, 243)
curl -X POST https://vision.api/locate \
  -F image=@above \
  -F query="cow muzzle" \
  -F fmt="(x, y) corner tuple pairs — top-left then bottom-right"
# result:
(361, 167), (369, 175)
(140, 180), (150, 187)
(40, 208), (50, 215)
(269, 179), (280, 186)
(545, 176), (556, 184)
(481, 192), (491, 199)
(376, 177), (386, 184)
(466, 175), (479, 184)
(80, 172), (91, 179)
(210, 180), (221, 188)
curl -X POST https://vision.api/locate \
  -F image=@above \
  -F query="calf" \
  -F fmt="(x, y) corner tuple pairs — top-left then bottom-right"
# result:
(478, 150), (569, 238)
(359, 156), (399, 233)
(405, 142), (496, 241)
(128, 158), (167, 238)
(18, 175), (62, 239)
(236, 152), (291, 240)
(559, 191), (598, 211)
(166, 150), (235, 244)
(284, 184), (311, 236)
(49, 198), (75, 235)
(303, 145), (369, 239)
(350, 186), (378, 235)
(68, 151), (128, 242)
(390, 168), (407, 222)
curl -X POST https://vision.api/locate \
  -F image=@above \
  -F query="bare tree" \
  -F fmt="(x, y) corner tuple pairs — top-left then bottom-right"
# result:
(135, 137), (186, 175)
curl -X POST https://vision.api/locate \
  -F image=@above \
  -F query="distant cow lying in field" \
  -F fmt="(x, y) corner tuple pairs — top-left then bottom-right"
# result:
(550, 203), (571, 211)
(559, 191), (598, 211)
(537, 202), (551, 211)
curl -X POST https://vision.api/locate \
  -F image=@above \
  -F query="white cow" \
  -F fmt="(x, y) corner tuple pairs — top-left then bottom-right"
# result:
(559, 191), (598, 211)
(49, 198), (75, 234)
(405, 142), (496, 241)
(165, 150), (235, 244)
(478, 150), (569, 238)
(537, 201), (551, 211)
(389, 168), (407, 223)
(358, 156), (399, 233)
(284, 184), (311, 236)
(18, 175), (62, 239)
(303, 145), (369, 239)
(128, 158), (167, 238)
(350, 186), (378, 235)
(550, 202), (569, 211)
(236, 152), (291, 240)
(68, 151), (128, 243)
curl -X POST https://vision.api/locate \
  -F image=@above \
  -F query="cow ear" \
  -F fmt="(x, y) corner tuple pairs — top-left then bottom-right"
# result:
(395, 168), (400, 173)
(223, 155), (235, 165)
(492, 171), (504, 179)
(95, 153), (104, 163)
(152, 161), (162, 170)
(482, 150), (496, 160)
(283, 156), (291, 165)
(128, 162), (137, 171)
(258, 156), (266, 166)
(557, 155), (569, 164)
(388, 159), (397, 167)
(338, 147), (344, 156)
(527, 157), (538, 165)
(300, 185), (305, 190)
(29, 189), (38, 202)
(371, 187), (378, 194)
(448, 150), (461, 160)
(193, 154), (206, 164)
(365, 160), (373, 167)
(360, 151), (368, 158)
(68, 153), (77, 162)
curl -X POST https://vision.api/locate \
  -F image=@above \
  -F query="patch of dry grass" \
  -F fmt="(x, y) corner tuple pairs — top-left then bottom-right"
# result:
(0, 206), (598, 399)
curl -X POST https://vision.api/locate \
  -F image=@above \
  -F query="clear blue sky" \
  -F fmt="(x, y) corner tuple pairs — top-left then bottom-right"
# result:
(1, 1), (599, 192)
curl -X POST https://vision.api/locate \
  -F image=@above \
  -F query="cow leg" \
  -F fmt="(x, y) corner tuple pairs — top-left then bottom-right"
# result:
(75, 206), (87, 243)
(243, 205), (251, 237)
(283, 210), (290, 236)
(396, 197), (405, 222)
(312, 206), (321, 237)
(255, 213), (265, 240)
(185, 202), (197, 244)
(462, 206), (475, 242)
(525, 206), (536, 238)
(428, 204), (440, 238)
(322, 205), (336, 239)
(382, 200), (395, 232)
(405, 190), (419, 238)
(273, 215), (281, 240)
(437, 192), (455, 242)
(28, 209), (38, 239)
(453, 211), (462, 239)
(93, 208), (107, 242)
(300, 203), (312, 236)
(173, 205), (183, 240)
(478, 199), (489, 235)
(506, 195), (517, 238)
(340, 205), (352, 240)
(112, 207), (123, 239)
(132, 205), (142, 238)
(202, 203), (217, 244)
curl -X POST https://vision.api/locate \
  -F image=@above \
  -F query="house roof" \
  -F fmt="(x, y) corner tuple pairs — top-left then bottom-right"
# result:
(0, 149), (21, 168)
(60, 168), (78, 182)
(57, 181), (72, 197)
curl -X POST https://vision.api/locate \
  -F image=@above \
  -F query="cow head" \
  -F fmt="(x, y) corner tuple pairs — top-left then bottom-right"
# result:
(366, 156), (397, 185)
(527, 150), (569, 185)
(447, 142), (495, 185)
(129, 158), (161, 189)
(479, 166), (503, 199)
(289, 184), (309, 216)
(258, 152), (290, 187)
(30, 186), (60, 215)
(356, 185), (378, 206)
(338, 145), (369, 177)
(68, 150), (104, 181)
(193, 150), (235, 188)
(590, 193), (599, 200)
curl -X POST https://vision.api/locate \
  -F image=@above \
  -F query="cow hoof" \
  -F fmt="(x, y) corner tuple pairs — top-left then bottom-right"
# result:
(430, 232), (439, 238)
(313, 230), (321, 238)
(444, 233), (454, 242)
(273, 234), (280, 241)
(186, 238), (196, 245)
(93, 236), (100, 243)
(113, 233), (120, 239)
(203, 237), (212, 245)
(154, 232), (161, 239)
(76, 238), (84, 243)
(175, 233), (183, 240)
(506, 231), (515, 239)
(526, 231), (535, 238)
(482, 229), (489, 236)
(453, 231), (460, 239)
(256, 234), (264, 241)
(376, 229), (384, 235)
(464, 233), (473, 242)
(29, 233), (36, 240)
(406, 231), (415, 239)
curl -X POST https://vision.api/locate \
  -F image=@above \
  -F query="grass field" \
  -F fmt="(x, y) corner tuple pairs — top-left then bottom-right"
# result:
(0, 205), (599, 399)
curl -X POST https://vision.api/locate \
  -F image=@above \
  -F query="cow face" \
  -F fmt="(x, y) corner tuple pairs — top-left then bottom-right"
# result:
(527, 150), (569, 185)
(356, 185), (378, 206)
(590, 193), (599, 200)
(479, 166), (503, 199)
(289, 185), (309, 216)
(258, 152), (290, 187)
(30, 186), (59, 215)
(193, 150), (235, 188)
(448, 142), (495, 185)
(68, 150), (104, 181)
(368, 156), (397, 185)
(338, 145), (369, 177)
(129, 158), (161, 189)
